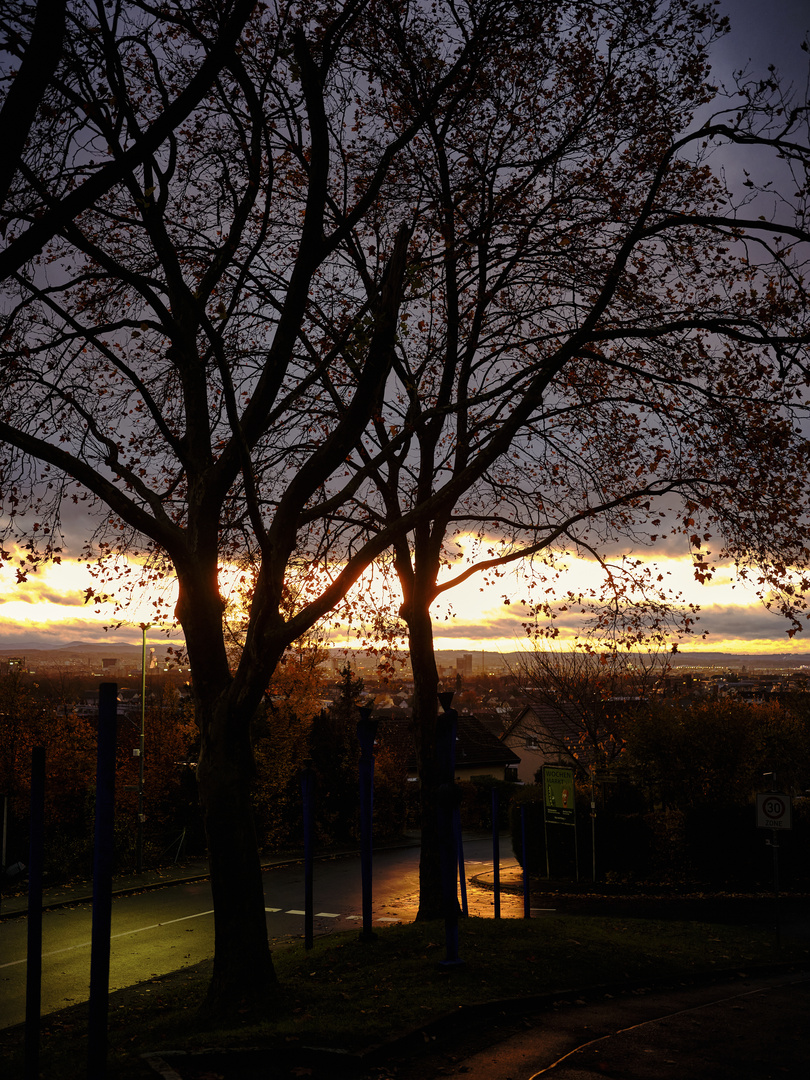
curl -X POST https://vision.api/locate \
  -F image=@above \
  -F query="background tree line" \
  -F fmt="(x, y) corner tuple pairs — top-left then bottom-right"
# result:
(4, 653), (810, 892)
(509, 651), (810, 887)
(1, 668), (198, 882)
(0, 662), (411, 883)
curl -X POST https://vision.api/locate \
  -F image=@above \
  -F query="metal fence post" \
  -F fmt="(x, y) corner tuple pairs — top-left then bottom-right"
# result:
(88, 683), (117, 1079)
(24, 746), (45, 1080)
(491, 787), (501, 919)
(357, 707), (378, 943)
(301, 761), (314, 950)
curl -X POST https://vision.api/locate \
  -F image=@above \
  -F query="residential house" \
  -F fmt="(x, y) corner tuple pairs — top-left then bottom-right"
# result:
(494, 698), (630, 784)
(376, 713), (521, 783)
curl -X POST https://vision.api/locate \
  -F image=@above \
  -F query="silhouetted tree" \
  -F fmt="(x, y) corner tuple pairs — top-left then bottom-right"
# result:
(338, 0), (810, 915)
(2, 0), (808, 1003)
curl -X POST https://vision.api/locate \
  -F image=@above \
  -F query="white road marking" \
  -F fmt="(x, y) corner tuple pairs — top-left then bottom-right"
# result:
(0, 909), (215, 969)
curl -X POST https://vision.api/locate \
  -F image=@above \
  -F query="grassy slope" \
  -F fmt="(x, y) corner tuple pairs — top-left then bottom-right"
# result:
(2, 912), (807, 1079)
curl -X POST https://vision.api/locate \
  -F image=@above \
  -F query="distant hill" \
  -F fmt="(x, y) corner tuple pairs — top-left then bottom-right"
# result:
(669, 653), (810, 668)
(3, 641), (810, 671)
(0, 641), (167, 661)
(4, 640), (141, 652)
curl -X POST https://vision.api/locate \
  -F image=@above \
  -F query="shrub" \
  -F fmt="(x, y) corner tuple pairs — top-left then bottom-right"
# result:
(595, 810), (654, 877)
(458, 776), (518, 830)
(509, 786), (547, 875)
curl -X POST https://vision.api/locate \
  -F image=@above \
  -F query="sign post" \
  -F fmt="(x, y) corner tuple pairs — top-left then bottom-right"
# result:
(756, 783), (792, 950)
(542, 766), (578, 881)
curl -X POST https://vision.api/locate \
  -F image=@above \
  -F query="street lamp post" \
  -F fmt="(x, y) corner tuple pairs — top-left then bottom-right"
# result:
(136, 623), (149, 873)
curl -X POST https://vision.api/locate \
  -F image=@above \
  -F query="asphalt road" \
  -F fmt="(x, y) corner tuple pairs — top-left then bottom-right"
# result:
(0, 838), (523, 1029)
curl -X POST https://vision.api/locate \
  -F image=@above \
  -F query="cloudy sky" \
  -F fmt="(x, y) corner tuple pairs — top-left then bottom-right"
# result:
(2, 541), (808, 657)
(1, 0), (809, 656)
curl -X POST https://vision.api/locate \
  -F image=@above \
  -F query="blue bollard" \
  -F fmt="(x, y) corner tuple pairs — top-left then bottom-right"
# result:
(88, 683), (118, 1079)
(357, 708), (378, 942)
(437, 693), (463, 967)
(492, 787), (501, 919)
(521, 804), (531, 919)
(24, 746), (45, 1080)
(301, 762), (314, 950)
(457, 818), (468, 917)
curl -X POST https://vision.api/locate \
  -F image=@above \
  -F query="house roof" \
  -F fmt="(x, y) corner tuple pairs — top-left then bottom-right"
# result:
(508, 702), (594, 767)
(375, 713), (521, 772)
(453, 714), (521, 768)
(507, 700), (629, 770)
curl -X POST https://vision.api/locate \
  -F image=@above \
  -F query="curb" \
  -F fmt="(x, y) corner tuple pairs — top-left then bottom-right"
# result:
(0, 836), (429, 920)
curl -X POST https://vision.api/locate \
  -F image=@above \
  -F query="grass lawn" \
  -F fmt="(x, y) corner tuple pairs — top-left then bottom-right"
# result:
(2, 910), (807, 1079)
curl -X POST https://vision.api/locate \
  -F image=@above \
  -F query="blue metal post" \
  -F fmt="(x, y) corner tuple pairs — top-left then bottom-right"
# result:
(301, 761), (314, 950)
(437, 693), (462, 966)
(88, 683), (118, 1079)
(521, 804), (531, 919)
(491, 787), (501, 919)
(357, 708), (378, 942)
(24, 746), (45, 1080)
(457, 821), (468, 917)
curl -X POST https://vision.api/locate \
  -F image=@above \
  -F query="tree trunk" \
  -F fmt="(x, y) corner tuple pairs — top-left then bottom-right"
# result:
(406, 599), (453, 921)
(196, 693), (276, 1016)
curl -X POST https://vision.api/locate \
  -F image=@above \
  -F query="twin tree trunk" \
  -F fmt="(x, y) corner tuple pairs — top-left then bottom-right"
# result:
(195, 693), (277, 1014)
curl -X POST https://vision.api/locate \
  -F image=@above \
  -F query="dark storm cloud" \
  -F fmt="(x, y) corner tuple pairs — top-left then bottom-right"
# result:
(692, 603), (806, 642)
(0, 586), (86, 606)
(433, 595), (806, 648)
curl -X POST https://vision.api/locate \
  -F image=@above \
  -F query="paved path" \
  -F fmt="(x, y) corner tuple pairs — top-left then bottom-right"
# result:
(390, 969), (810, 1080)
(144, 969), (810, 1079)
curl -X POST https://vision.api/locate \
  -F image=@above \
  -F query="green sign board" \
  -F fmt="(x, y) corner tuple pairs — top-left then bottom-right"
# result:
(543, 766), (576, 825)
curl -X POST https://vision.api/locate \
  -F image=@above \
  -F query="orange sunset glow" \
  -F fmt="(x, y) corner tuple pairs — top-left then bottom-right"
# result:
(2, 543), (808, 658)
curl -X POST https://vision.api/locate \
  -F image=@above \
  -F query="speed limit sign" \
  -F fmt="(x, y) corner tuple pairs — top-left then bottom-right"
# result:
(756, 792), (792, 830)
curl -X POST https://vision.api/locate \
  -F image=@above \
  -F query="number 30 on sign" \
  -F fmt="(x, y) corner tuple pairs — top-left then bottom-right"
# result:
(756, 792), (792, 830)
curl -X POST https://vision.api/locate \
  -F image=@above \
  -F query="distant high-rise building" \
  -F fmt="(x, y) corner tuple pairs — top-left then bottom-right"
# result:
(457, 654), (473, 676)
